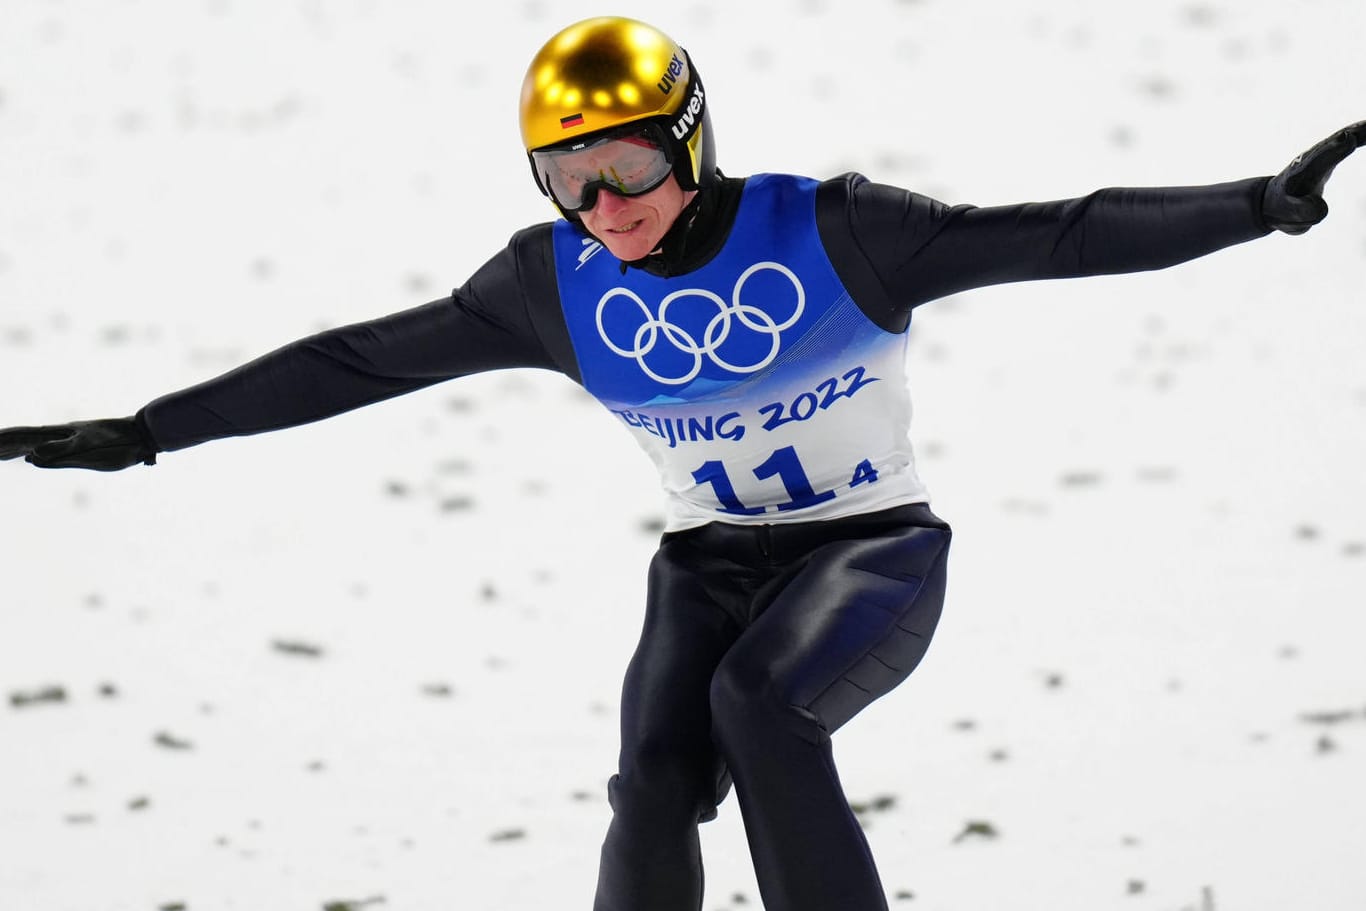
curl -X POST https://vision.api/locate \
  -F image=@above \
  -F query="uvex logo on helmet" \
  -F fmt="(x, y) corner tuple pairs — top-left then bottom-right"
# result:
(671, 79), (705, 141)
(657, 54), (686, 94)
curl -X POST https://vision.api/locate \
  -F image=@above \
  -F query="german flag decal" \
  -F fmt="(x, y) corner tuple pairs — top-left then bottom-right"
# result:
(560, 113), (585, 129)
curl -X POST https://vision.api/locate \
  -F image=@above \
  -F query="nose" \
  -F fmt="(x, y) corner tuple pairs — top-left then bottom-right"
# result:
(588, 188), (630, 215)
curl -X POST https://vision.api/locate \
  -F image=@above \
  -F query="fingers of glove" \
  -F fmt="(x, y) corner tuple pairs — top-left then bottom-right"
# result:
(4, 418), (153, 470)
(0, 426), (78, 460)
(26, 436), (84, 466)
(1286, 194), (1329, 233)
(1283, 120), (1366, 197)
(26, 440), (144, 471)
(26, 453), (133, 471)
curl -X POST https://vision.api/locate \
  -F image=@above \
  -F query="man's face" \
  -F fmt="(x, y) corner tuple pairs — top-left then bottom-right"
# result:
(530, 126), (697, 261)
(578, 175), (697, 262)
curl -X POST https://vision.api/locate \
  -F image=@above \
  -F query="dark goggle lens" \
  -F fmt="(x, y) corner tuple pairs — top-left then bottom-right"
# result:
(531, 125), (674, 212)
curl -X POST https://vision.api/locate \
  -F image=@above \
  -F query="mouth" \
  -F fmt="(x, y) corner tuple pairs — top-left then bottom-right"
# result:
(607, 219), (644, 234)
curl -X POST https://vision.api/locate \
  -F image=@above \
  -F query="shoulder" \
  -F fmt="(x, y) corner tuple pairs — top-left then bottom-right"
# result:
(506, 221), (560, 269)
(805, 173), (956, 333)
(460, 221), (567, 304)
(814, 171), (954, 231)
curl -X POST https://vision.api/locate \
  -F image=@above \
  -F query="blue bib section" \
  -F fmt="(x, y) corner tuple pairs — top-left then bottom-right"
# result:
(555, 174), (862, 407)
(552, 173), (928, 530)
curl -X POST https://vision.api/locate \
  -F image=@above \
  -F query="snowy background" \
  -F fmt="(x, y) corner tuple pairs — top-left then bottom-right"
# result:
(2, 1), (1364, 910)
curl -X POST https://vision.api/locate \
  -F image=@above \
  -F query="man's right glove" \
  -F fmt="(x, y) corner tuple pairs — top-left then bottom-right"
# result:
(1262, 120), (1365, 235)
(0, 416), (157, 471)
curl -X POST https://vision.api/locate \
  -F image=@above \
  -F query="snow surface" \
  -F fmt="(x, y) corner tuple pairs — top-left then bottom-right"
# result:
(2, 1), (1364, 910)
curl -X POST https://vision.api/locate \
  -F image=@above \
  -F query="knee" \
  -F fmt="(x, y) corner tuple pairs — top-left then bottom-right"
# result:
(608, 745), (717, 823)
(709, 658), (825, 751)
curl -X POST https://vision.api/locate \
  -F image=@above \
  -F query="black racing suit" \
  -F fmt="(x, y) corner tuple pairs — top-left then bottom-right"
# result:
(137, 172), (1272, 911)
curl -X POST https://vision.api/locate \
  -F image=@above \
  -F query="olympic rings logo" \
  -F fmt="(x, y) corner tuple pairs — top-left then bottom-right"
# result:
(595, 261), (806, 386)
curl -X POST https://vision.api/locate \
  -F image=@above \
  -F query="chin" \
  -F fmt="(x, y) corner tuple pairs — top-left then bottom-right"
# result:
(584, 215), (663, 261)
(599, 233), (660, 262)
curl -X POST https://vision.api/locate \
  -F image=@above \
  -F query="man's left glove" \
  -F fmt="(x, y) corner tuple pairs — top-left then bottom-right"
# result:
(0, 416), (157, 471)
(1262, 120), (1365, 235)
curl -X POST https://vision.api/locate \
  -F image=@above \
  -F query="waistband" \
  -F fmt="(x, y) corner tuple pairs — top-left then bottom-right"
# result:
(664, 502), (950, 565)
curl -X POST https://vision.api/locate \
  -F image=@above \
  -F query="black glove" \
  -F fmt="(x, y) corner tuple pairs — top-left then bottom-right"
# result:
(1262, 120), (1365, 235)
(0, 416), (157, 471)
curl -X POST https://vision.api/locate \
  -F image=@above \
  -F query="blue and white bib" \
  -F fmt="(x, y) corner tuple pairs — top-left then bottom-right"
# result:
(554, 173), (928, 530)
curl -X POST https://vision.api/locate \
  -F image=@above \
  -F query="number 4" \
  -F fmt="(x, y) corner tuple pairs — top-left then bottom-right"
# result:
(850, 459), (879, 487)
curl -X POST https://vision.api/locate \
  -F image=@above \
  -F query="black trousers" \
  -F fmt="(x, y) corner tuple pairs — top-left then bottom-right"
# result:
(593, 503), (952, 911)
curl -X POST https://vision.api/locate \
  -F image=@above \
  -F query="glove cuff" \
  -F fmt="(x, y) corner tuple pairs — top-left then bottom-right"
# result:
(133, 408), (160, 465)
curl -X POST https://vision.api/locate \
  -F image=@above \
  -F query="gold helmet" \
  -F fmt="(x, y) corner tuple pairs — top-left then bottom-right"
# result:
(519, 17), (716, 213)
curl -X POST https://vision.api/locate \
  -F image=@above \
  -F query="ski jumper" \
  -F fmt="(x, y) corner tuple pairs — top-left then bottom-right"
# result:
(138, 171), (1272, 911)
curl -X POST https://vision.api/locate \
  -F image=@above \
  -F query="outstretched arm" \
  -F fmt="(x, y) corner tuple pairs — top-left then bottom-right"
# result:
(0, 296), (519, 471)
(824, 120), (1364, 327)
(137, 291), (553, 452)
(0, 227), (574, 470)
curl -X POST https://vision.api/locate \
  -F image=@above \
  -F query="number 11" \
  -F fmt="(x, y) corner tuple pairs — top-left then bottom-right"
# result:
(692, 445), (838, 515)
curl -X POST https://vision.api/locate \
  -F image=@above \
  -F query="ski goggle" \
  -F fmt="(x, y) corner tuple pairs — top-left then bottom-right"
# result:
(529, 123), (675, 213)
